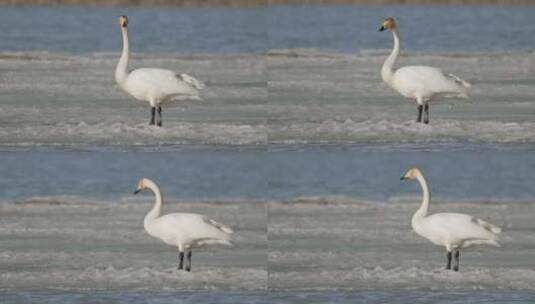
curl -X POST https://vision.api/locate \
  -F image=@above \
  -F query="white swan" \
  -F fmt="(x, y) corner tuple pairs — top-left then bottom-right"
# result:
(115, 16), (205, 127)
(133, 178), (233, 271)
(379, 17), (471, 124)
(401, 168), (501, 271)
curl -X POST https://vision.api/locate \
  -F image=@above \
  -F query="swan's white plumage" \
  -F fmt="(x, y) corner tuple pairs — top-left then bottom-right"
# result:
(145, 213), (233, 249)
(413, 212), (501, 250)
(390, 66), (470, 102)
(135, 178), (233, 253)
(115, 16), (203, 112)
(120, 69), (202, 105)
(380, 17), (470, 107)
(402, 168), (501, 253)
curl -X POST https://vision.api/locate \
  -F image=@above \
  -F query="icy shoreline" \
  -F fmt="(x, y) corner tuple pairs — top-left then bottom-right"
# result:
(0, 199), (267, 291)
(2, 197), (534, 291)
(268, 198), (535, 290)
(2, 50), (535, 145)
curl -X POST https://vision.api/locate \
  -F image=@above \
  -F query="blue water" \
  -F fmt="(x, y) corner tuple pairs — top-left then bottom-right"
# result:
(1, 144), (535, 202)
(2, 291), (535, 304)
(0, 6), (266, 54)
(0, 146), (268, 201)
(267, 143), (535, 201)
(268, 5), (535, 53)
(0, 6), (535, 54)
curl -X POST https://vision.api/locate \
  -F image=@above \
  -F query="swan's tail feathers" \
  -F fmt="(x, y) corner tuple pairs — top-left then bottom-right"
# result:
(197, 239), (233, 247)
(464, 239), (501, 248)
(489, 240), (501, 247)
(206, 218), (234, 234)
(447, 73), (471, 89)
(474, 217), (502, 234)
(178, 73), (205, 90)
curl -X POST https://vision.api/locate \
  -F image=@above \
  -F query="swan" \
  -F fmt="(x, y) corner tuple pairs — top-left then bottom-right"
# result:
(115, 16), (205, 127)
(401, 168), (501, 271)
(133, 178), (233, 271)
(379, 17), (471, 124)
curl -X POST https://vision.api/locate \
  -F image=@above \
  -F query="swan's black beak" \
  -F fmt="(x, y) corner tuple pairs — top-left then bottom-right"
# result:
(133, 189), (141, 195)
(400, 176), (406, 180)
(379, 26), (386, 32)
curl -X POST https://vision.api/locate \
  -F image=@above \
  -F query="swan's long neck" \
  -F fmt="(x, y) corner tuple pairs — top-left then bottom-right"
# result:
(412, 172), (430, 224)
(144, 180), (163, 228)
(115, 27), (129, 87)
(381, 29), (400, 85)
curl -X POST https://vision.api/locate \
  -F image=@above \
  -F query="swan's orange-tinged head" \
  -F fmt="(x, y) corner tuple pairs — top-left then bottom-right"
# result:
(119, 15), (128, 28)
(379, 17), (396, 32)
(401, 167), (421, 181)
(134, 178), (146, 195)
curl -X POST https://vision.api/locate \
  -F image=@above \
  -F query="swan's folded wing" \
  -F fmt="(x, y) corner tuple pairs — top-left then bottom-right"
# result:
(446, 73), (471, 88)
(177, 73), (205, 89)
(127, 68), (200, 98)
(202, 216), (234, 234)
(157, 213), (232, 242)
(395, 66), (469, 96)
(471, 216), (501, 234)
(427, 212), (500, 240)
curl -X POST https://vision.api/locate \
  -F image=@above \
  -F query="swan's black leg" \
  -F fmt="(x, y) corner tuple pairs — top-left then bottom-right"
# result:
(156, 106), (162, 127)
(423, 104), (429, 124)
(149, 107), (156, 125)
(185, 250), (192, 272)
(417, 105), (423, 123)
(178, 251), (184, 270)
(446, 251), (452, 270)
(453, 250), (460, 272)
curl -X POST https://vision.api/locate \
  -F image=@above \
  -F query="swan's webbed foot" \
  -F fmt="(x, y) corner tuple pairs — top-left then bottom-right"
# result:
(446, 251), (452, 270)
(178, 251), (184, 270)
(423, 104), (429, 124)
(149, 107), (156, 126)
(417, 105), (423, 123)
(156, 106), (162, 127)
(185, 251), (192, 272)
(453, 250), (460, 272)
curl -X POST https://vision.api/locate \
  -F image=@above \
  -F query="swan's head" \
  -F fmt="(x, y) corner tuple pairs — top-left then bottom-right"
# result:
(379, 17), (396, 32)
(400, 167), (422, 181)
(133, 178), (149, 194)
(119, 15), (128, 28)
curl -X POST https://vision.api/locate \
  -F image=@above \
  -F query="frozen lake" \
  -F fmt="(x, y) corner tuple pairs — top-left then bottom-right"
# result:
(1, 144), (535, 300)
(0, 7), (535, 145)
(1, 4), (535, 303)
(0, 199), (266, 291)
(3, 50), (535, 145)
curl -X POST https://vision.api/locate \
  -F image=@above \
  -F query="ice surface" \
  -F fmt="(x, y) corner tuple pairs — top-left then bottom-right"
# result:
(0, 199), (267, 291)
(268, 198), (535, 290)
(2, 50), (535, 145)
(5, 196), (534, 293)
(0, 52), (267, 146)
(267, 50), (535, 144)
